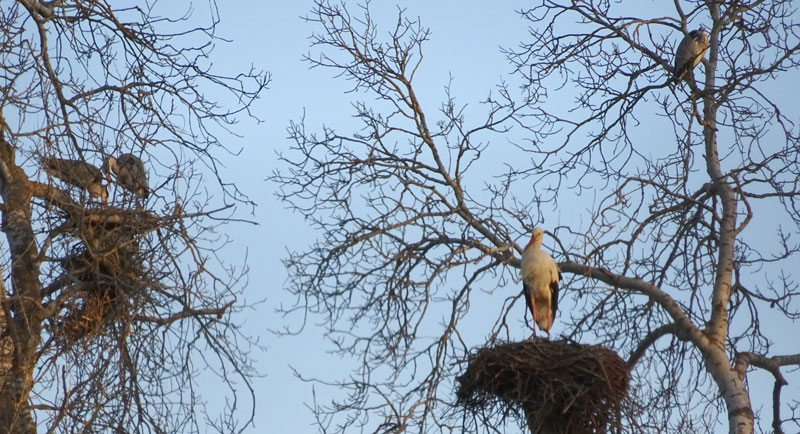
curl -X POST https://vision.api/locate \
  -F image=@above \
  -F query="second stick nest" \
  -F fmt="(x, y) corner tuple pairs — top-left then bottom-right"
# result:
(58, 207), (159, 341)
(455, 339), (630, 434)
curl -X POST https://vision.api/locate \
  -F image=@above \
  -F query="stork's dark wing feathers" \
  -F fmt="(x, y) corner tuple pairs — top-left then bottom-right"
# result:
(551, 271), (561, 320)
(522, 281), (533, 323)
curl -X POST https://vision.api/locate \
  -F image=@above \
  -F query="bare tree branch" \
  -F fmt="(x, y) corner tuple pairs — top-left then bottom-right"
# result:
(275, 1), (800, 433)
(0, 1), (269, 432)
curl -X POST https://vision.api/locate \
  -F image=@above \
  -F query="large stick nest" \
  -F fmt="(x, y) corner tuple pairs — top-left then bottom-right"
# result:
(456, 339), (630, 434)
(57, 207), (160, 341)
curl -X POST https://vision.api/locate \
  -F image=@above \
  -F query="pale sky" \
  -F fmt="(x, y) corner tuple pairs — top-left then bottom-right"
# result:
(187, 1), (797, 432)
(212, 2), (533, 432)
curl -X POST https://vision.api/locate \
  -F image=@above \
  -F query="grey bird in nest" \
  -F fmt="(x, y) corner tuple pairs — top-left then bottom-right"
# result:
(43, 157), (108, 202)
(103, 153), (149, 199)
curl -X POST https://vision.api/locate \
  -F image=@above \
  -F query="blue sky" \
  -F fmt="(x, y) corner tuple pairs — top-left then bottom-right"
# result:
(187, 1), (799, 432)
(208, 2), (533, 432)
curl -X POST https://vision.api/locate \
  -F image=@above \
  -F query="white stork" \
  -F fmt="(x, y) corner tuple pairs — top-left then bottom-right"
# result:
(673, 27), (709, 82)
(103, 153), (149, 199)
(520, 227), (561, 338)
(43, 157), (108, 202)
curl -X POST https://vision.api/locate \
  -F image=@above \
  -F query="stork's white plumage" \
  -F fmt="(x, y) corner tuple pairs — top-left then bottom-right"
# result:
(520, 227), (561, 338)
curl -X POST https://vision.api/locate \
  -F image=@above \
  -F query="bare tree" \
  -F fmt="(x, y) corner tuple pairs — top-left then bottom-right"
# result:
(0, 1), (268, 433)
(274, 1), (800, 433)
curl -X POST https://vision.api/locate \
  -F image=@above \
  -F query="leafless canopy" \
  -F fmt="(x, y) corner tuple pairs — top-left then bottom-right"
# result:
(274, 1), (800, 433)
(0, 1), (268, 433)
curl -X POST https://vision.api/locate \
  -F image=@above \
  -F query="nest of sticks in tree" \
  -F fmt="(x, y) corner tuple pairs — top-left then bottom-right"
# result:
(455, 339), (630, 434)
(58, 207), (159, 341)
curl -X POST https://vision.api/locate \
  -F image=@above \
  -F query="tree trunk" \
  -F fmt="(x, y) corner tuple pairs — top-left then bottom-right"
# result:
(703, 348), (754, 434)
(701, 5), (754, 433)
(0, 119), (40, 434)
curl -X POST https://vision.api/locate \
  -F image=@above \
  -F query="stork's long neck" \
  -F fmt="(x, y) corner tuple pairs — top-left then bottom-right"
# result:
(524, 234), (542, 252)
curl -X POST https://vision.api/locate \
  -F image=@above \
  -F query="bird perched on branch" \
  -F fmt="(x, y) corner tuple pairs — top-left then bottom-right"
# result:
(673, 27), (709, 82)
(520, 227), (561, 338)
(43, 157), (108, 202)
(103, 153), (149, 199)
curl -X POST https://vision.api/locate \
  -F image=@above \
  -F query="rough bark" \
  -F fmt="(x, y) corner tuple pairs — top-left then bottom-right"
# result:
(0, 116), (40, 434)
(700, 5), (753, 433)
